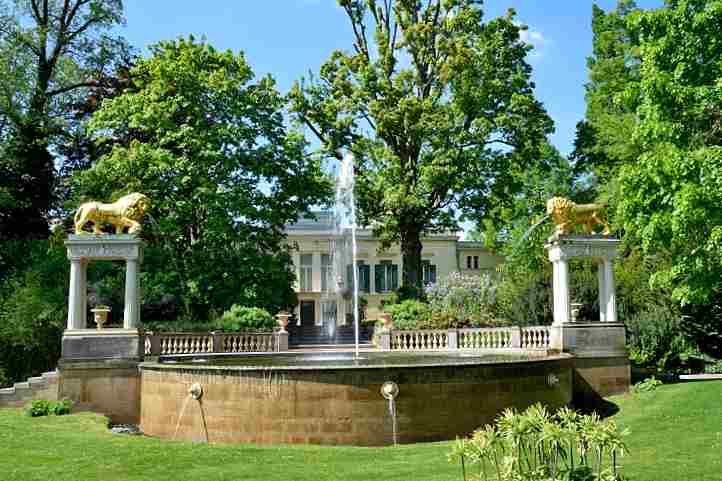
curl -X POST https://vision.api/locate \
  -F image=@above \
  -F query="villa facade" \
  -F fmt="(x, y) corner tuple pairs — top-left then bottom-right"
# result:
(285, 212), (504, 328)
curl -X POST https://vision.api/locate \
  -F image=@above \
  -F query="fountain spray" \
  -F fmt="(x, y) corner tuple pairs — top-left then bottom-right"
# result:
(339, 153), (360, 359)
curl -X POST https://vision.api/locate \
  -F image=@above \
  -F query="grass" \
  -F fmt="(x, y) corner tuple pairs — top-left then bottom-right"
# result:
(1, 381), (721, 481)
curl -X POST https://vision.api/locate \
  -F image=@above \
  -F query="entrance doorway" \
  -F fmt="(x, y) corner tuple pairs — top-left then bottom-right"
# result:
(300, 300), (315, 326)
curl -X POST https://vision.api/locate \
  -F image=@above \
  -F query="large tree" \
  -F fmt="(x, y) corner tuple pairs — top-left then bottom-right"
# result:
(290, 0), (552, 297)
(614, 0), (722, 307)
(0, 0), (129, 239)
(77, 38), (330, 318)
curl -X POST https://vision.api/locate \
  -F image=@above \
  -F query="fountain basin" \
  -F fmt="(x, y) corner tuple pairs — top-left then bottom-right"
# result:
(139, 351), (573, 446)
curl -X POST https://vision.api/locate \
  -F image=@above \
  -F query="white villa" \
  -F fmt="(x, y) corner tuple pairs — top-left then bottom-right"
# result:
(285, 212), (503, 329)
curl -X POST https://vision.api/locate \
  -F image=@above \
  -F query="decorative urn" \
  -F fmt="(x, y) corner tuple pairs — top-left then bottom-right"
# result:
(91, 305), (111, 329)
(276, 310), (291, 333)
(570, 303), (584, 323)
(378, 312), (393, 330)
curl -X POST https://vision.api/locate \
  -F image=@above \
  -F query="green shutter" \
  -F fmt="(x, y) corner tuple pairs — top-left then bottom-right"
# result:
(375, 264), (384, 293)
(347, 264), (353, 289)
(430, 265), (437, 284)
(361, 264), (370, 292)
(390, 264), (399, 290)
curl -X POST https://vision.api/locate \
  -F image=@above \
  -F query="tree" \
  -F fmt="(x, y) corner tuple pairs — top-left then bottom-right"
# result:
(290, 0), (553, 297)
(76, 38), (330, 318)
(571, 1), (642, 183)
(0, 0), (130, 239)
(615, 0), (722, 307)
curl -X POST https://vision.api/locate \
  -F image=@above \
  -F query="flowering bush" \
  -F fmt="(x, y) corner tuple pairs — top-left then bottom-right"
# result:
(425, 272), (499, 328)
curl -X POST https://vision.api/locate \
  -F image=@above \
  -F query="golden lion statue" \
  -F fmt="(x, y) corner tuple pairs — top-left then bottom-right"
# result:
(546, 196), (610, 236)
(74, 193), (150, 235)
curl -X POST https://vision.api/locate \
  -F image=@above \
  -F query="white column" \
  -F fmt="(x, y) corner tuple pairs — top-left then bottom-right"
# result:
(79, 260), (88, 328)
(67, 258), (83, 330)
(597, 260), (607, 322)
(312, 252), (322, 292)
(604, 258), (617, 323)
(552, 259), (570, 325)
(124, 258), (139, 329)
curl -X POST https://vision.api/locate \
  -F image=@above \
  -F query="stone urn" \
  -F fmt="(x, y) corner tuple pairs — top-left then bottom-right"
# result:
(91, 305), (111, 329)
(276, 311), (291, 333)
(378, 312), (392, 331)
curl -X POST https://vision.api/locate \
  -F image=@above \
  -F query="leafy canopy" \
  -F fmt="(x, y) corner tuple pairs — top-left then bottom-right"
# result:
(290, 0), (552, 289)
(77, 37), (331, 317)
(614, 0), (722, 305)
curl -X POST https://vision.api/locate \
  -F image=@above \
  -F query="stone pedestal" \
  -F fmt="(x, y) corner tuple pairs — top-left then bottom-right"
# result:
(545, 235), (630, 400)
(61, 235), (145, 422)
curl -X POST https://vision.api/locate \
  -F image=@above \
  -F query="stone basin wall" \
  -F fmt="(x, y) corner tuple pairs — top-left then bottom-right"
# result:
(139, 355), (573, 446)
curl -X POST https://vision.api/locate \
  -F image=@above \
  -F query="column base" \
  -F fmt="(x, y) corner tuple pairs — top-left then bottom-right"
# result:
(61, 328), (143, 361)
(550, 323), (630, 401)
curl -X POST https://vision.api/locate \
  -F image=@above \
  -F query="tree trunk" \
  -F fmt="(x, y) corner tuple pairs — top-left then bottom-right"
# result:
(400, 224), (424, 299)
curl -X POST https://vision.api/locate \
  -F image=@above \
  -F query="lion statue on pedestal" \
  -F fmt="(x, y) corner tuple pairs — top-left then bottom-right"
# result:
(546, 196), (610, 237)
(74, 193), (150, 235)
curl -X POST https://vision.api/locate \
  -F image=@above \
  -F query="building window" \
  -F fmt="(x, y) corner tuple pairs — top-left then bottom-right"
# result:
(466, 256), (472, 269)
(347, 261), (370, 293)
(473, 256), (479, 269)
(321, 254), (333, 292)
(299, 254), (313, 292)
(422, 260), (437, 285)
(374, 260), (398, 293)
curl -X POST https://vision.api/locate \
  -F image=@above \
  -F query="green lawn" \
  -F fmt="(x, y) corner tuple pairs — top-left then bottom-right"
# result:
(1, 381), (720, 481)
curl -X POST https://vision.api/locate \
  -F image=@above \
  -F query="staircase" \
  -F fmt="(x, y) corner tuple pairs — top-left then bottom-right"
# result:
(0, 370), (59, 407)
(288, 324), (372, 346)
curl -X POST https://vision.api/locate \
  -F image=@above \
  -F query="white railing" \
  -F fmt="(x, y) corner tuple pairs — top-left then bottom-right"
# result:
(520, 326), (551, 349)
(222, 333), (275, 353)
(144, 331), (285, 356)
(384, 326), (551, 351)
(458, 328), (514, 349)
(392, 330), (448, 350)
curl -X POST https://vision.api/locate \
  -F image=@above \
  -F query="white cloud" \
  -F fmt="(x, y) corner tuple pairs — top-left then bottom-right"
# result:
(516, 23), (549, 60)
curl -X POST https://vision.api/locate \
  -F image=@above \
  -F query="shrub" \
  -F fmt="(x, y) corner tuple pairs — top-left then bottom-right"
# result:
(449, 404), (629, 481)
(627, 304), (702, 373)
(24, 399), (72, 417)
(632, 376), (662, 395)
(425, 272), (498, 328)
(212, 305), (275, 332)
(25, 400), (52, 417)
(385, 300), (432, 330)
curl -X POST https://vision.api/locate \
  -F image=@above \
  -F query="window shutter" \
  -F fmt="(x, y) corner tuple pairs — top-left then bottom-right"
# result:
(390, 264), (399, 290)
(430, 265), (437, 284)
(375, 264), (384, 293)
(361, 264), (370, 292)
(347, 264), (353, 289)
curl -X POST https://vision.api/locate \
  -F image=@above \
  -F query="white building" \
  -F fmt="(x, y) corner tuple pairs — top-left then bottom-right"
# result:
(285, 212), (503, 329)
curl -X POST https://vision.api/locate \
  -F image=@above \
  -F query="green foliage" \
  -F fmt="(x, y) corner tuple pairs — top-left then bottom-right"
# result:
(631, 377), (662, 395)
(0, 236), (67, 386)
(450, 404), (629, 481)
(385, 300), (432, 331)
(76, 37), (329, 319)
(213, 306), (275, 332)
(24, 399), (72, 417)
(290, 1), (552, 293)
(0, 0), (131, 238)
(426, 273), (497, 328)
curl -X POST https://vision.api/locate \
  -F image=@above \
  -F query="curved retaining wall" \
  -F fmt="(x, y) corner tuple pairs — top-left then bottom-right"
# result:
(139, 355), (573, 446)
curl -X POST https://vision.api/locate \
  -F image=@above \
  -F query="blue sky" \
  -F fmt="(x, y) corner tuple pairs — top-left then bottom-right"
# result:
(119, 0), (662, 156)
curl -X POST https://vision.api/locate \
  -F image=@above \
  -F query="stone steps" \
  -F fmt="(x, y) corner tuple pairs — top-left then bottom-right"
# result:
(0, 370), (59, 407)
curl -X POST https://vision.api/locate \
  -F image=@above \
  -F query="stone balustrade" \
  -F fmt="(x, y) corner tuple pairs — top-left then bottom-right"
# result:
(380, 326), (551, 351)
(144, 331), (287, 356)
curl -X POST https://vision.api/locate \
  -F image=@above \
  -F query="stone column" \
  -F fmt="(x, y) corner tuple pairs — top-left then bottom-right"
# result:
(552, 258), (570, 325)
(67, 258), (84, 330)
(80, 260), (88, 328)
(597, 260), (607, 322)
(603, 258), (617, 323)
(124, 258), (139, 329)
